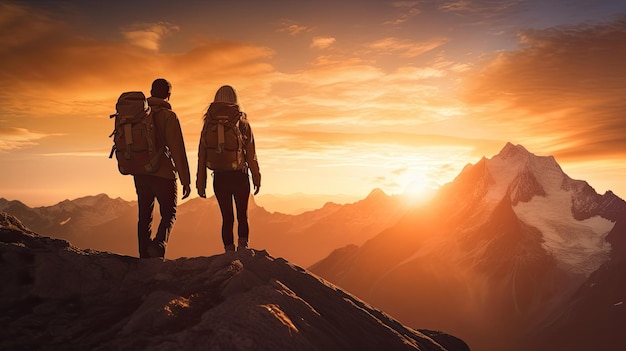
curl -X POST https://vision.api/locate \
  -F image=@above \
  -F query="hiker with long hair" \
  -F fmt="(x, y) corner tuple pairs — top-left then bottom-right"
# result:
(196, 85), (261, 252)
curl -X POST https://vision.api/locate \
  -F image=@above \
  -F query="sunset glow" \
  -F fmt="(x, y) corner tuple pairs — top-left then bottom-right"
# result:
(1, 0), (625, 209)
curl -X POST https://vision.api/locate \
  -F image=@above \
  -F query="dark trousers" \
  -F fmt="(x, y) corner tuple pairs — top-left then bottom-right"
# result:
(134, 175), (177, 258)
(213, 170), (250, 247)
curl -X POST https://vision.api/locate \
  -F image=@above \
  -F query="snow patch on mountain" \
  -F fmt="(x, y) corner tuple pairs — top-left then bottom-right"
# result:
(484, 143), (616, 275)
(485, 143), (563, 203)
(514, 187), (615, 276)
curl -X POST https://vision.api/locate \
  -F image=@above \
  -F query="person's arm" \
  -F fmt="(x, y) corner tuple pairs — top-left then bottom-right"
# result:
(243, 121), (261, 195)
(164, 112), (191, 198)
(196, 122), (208, 198)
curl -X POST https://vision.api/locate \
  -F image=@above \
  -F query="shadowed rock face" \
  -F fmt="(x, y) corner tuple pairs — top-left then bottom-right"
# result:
(0, 211), (469, 351)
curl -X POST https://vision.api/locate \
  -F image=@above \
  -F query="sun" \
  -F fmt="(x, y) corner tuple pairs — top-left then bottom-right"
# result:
(402, 179), (437, 205)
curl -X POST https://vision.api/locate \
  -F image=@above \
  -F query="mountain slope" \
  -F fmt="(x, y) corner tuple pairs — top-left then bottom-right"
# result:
(519, 217), (626, 350)
(0, 189), (407, 267)
(310, 142), (626, 351)
(0, 211), (469, 351)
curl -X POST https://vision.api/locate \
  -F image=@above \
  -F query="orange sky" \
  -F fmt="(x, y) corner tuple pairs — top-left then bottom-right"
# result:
(1, 0), (625, 207)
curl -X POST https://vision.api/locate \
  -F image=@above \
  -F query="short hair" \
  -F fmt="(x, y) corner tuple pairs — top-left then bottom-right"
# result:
(151, 78), (172, 99)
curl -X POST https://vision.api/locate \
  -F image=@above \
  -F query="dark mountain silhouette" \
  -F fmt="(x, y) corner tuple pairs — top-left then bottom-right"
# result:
(0, 211), (469, 351)
(310, 143), (626, 351)
(0, 188), (407, 267)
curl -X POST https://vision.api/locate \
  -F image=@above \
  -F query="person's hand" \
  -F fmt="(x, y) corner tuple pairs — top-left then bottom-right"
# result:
(253, 184), (260, 195)
(182, 184), (191, 199)
(198, 188), (206, 198)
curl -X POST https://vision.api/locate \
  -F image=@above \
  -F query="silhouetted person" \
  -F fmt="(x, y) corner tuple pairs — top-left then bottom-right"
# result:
(196, 85), (261, 252)
(135, 78), (191, 259)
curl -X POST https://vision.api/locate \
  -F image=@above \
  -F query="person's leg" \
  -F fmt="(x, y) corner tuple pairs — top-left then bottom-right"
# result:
(213, 172), (235, 251)
(233, 171), (251, 250)
(153, 176), (178, 258)
(134, 175), (155, 258)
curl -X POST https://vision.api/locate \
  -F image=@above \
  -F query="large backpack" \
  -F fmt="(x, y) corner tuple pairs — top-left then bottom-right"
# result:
(108, 91), (163, 175)
(200, 102), (246, 171)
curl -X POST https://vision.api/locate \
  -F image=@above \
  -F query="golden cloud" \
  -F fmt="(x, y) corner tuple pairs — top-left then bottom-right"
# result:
(122, 22), (180, 51)
(310, 37), (336, 49)
(0, 3), (275, 119)
(367, 37), (448, 58)
(0, 127), (50, 151)
(464, 17), (626, 159)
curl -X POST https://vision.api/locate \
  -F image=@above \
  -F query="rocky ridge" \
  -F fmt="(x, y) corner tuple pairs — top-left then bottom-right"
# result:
(0, 211), (468, 351)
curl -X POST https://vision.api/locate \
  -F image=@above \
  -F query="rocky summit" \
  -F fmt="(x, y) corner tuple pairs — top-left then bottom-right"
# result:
(0, 211), (468, 351)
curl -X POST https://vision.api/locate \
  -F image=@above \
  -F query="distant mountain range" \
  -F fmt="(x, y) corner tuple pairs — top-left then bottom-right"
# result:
(310, 143), (626, 351)
(0, 211), (469, 351)
(255, 193), (361, 214)
(4, 142), (625, 350)
(0, 187), (408, 267)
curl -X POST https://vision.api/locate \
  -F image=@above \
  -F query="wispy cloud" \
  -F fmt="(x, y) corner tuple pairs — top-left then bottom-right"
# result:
(367, 37), (448, 57)
(439, 0), (472, 11)
(121, 22), (179, 51)
(385, 1), (421, 25)
(439, 0), (520, 14)
(310, 36), (336, 49)
(0, 3), (275, 119)
(0, 127), (50, 151)
(277, 20), (314, 35)
(0, 2), (64, 51)
(464, 17), (626, 159)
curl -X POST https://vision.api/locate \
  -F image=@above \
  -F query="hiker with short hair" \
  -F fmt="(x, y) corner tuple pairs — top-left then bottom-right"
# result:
(196, 85), (261, 252)
(134, 78), (191, 259)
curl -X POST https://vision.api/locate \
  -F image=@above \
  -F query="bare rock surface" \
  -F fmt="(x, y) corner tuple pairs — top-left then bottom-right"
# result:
(0, 211), (469, 351)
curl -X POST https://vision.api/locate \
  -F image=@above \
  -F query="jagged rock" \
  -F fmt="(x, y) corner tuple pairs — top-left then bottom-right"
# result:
(0, 211), (469, 351)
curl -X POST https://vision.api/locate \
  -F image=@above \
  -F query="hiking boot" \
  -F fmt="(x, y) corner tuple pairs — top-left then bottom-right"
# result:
(147, 240), (166, 259)
(237, 238), (248, 251)
(224, 244), (236, 253)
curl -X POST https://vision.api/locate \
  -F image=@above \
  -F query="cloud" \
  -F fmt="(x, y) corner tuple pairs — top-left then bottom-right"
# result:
(310, 36), (336, 49)
(464, 17), (626, 159)
(277, 20), (313, 35)
(439, 0), (472, 11)
(0, 2), (65, 51)
(439, 0), (520, 14)
(385, 1), (421, 25)
(258, 129), (504, 159)
(0, 127), (49, 151)
(367, 37), (448, 57)
(392, 167), (409, 175)
(121, 22), (179, 51)
(0, 3), (275, 121)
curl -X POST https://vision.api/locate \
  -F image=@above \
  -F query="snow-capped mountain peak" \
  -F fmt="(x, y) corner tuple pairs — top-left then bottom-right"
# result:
(484, 142), (564, 204)
(479, 143), (616, 275)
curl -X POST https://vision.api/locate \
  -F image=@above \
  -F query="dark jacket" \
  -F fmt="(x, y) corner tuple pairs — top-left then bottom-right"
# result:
(146, 97), (191, 186)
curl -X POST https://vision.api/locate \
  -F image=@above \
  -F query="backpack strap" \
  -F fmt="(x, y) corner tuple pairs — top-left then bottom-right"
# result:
(215, 116), (229, 154)
(123, 122), (133, 159)
(148, 105), (169, 160)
